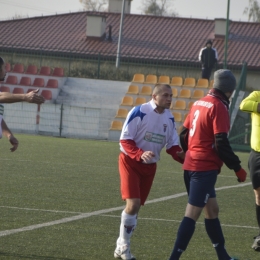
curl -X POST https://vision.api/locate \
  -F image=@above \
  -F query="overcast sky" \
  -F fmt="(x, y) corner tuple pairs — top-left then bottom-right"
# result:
(0, 0), (251, 22)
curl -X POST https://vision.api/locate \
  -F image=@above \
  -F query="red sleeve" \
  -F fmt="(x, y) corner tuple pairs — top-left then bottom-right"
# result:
(120, 139), (144, 161)
(166, 145), (184, 164)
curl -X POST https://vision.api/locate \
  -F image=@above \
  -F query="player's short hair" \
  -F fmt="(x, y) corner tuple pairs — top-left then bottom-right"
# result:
(153, 84), (171, 95)
(0, 57), (5, 69)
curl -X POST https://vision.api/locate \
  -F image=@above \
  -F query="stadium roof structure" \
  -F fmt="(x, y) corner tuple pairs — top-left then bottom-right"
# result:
(0, 11), (259, 69)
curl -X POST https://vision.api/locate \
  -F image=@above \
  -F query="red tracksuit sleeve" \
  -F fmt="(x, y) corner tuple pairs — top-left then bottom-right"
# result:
(120, 139), (144, 161)
(166, 145), (184, 164)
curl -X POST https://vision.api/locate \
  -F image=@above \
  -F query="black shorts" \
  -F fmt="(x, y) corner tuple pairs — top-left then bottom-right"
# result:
(184, 170), (217, 207)
(248, 149), (260, 189)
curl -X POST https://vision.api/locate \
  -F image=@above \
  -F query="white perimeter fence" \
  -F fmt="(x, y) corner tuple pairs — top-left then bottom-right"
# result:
(3, 103), (115, 140)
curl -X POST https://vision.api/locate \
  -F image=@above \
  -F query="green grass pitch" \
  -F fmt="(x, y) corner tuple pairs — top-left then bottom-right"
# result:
(0, 134), (258, 259)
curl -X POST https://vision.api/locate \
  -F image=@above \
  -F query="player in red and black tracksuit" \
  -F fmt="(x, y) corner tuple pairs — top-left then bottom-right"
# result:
(168, 69), (247, 260)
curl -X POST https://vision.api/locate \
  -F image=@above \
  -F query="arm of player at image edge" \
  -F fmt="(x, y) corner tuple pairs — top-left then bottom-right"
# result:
(1, 119), (18, 152)
(214, 132), (247, 182)
(0, 89), (45, 104)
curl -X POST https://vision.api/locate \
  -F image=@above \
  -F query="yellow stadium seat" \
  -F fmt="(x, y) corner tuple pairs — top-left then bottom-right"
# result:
(183, 77), (196, 88)
(178, 89), (191, 99)
(196, 78), (209, 88)
(120, 96), (134, 106)
(126, 85), (139, 95)
(172, 112), (182, 122)
(172, 87), (178, 98)
(133, 97), (146, 106)
(109, 120), (123, 131)
(144, 74), (157, 84)
(170, 76), (183, 87)
(171, 100), (186, 110)
(183, 112), (189, 122)
(158, 75), (170, 84)
(115, 108), (128, 119)
(132, 74), (145, 83)
(209, 80), (214, 88)
(186, 101), (194, 110)
(139, 86), (152, 96)
(191, 89), (204, 99)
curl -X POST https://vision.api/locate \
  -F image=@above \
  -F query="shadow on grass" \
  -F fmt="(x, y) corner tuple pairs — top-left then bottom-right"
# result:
(0, 252), (75, 259)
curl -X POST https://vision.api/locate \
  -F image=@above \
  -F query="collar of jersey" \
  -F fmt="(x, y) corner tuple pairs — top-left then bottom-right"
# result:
(150, 99), (165, 114)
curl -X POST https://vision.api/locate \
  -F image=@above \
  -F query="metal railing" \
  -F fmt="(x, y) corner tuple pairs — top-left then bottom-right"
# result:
(229, 62), (251, 151)
(0, 42), (248, 82)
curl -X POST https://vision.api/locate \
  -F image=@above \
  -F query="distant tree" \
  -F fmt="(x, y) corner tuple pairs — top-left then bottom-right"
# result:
(79, 0), (108, 12)
(12, 14), (28, 19)
(243, 0), (260, 22)
(142, 0), (178, 17)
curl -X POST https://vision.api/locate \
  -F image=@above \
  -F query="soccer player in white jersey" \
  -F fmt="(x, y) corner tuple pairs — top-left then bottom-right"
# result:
(0, 57), (44, 152)
(114, 84), (184, 260)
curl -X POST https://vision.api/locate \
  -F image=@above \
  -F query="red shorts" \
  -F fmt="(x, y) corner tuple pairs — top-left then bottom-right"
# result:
(118, 152), (157, 205)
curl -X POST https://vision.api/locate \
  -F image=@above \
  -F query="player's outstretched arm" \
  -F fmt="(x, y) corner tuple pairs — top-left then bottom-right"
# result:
(0, 89), (45, 104)
(25, 89), (45, 104)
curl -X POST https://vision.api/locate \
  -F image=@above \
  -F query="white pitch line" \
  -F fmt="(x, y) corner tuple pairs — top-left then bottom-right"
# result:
(215, 182), (251, 190)
(100, 215), (258, 230)
(0, 158), (116, 168)
(0, 182), (252, 237)
(0, 206), (82, 214)
(0, 205), (125, 237)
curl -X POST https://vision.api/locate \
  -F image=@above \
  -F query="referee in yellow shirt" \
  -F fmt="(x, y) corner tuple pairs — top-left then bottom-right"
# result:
(240, 91), (260, 251)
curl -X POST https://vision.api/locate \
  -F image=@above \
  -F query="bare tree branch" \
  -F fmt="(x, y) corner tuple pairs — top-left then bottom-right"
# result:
(141, 0), (178, 17)
(79, 0), (108, 12)
(243, 0), (260, 22)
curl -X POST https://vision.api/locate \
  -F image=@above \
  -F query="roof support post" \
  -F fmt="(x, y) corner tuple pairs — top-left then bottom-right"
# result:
(116, 0), (126, 68)
(224, 0), (230, 69)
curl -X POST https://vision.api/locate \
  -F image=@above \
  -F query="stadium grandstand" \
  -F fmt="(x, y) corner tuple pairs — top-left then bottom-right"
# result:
(0, 0), (259, 150)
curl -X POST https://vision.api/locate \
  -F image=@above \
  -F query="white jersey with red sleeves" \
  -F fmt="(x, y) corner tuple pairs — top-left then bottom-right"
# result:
(183, 94), (230, 171)
(120, 99), (179, 163)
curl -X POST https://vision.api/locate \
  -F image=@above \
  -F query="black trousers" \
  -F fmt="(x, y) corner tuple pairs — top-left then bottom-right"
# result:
(201, 67), (212, 81)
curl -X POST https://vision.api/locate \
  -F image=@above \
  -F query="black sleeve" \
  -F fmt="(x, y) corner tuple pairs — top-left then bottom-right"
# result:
(179, 126), (189, 152)
(215, 133), (241, 172)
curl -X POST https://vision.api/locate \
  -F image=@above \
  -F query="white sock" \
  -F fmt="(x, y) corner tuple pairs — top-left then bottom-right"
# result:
(117, 210), (137, 247)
